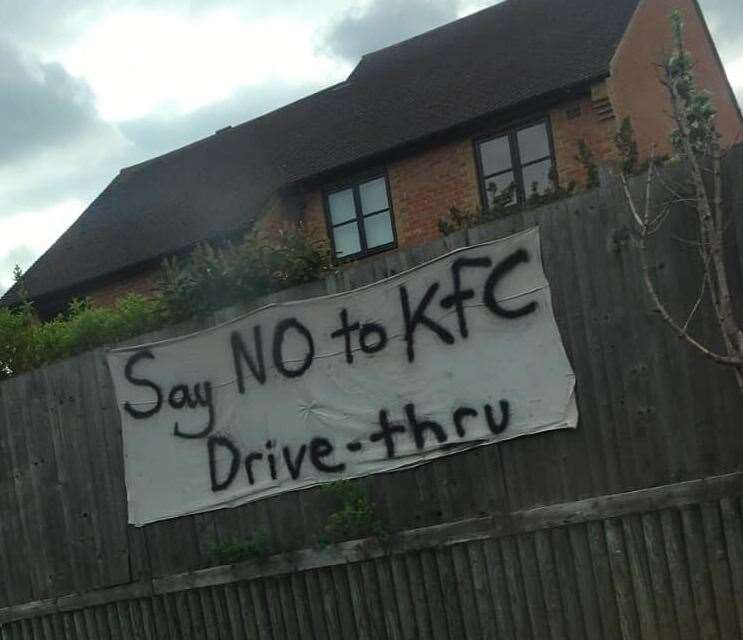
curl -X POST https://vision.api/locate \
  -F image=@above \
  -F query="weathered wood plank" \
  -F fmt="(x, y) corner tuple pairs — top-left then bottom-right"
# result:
(720, 498), (743, 638)
(479, 538), (515, 639)
(681, 506), (721, 640)
(330, 564), (358, 640)
(603, 518), (641, 640)
(622, 514), (659, 638)
(516, 533), (550, 640)
(700, 501), (739, 639)
(660, 508), (699, 640)
(640, 511), (680, 640)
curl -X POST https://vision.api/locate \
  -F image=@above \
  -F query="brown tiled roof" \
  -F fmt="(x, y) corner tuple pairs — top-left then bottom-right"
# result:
(3, 0), (641, 306)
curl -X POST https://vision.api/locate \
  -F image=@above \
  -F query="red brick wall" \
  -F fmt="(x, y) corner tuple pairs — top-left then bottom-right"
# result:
(304, 96), (621, 258)
(50, 0), (743, 306)
(609, 0), (742, 160)
(549, 86), (619, 189)
(81, 91), (632, 301)
(304, 138), (479, 252)
(390, 138), (480, 248)
(85, 266), (161, 308)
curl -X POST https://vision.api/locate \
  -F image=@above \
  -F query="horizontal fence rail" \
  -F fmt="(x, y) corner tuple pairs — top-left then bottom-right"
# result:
(1, 486), (742, 639)
(1, 148), (742, 638)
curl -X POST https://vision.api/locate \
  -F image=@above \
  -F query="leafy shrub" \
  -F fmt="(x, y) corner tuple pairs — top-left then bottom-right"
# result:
(575, 140), (600, 189)
(438, 168), (575, 236)
(318, 481), (387, 547)
(437, 206), (480, 236)
(1, 222), (330, 378)
(208, 531), (269, 564)
(159, 222), (331, 321)
(614, 117), (640, 175)
(614, 116), (671, 176)
(0, 294), (166, 379)
(524, 165), (576, 207)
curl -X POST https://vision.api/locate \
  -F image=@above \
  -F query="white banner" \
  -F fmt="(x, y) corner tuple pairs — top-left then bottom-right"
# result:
(107, 227), (577, 525)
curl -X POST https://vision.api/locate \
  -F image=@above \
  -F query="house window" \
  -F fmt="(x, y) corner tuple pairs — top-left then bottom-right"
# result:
(325, 175), (396, 260)
(476, 119), (555, 207)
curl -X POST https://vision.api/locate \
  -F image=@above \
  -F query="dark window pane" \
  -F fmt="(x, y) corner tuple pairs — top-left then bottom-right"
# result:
(484, 171), (517, 206)
(333, 222), (361, 257)
(517, 123), (550, 164)
(522, 159), (553, 196)
(359, 177), (389, 214)
(328, 188), (356, 225)
(479, 135), (511, 176)
(364, 211), (394, 248)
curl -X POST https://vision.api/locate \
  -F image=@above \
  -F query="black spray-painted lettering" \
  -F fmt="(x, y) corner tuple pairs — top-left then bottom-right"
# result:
(370, 409), (406, 458)
(266, 440), (277, 480)
(231, 327), (266, 393)
(309, 437), (345, 473)
(208, 435), (241, 491)
(400, 283), (455, 362)
(205, 398), (515, 493)
(282, 444), (307, 480)
(483, 249), (538, 318)
(453, 407), (478, 437)
(485, 401), (510, 434)
(272, 318), (314, 378)
(331, 310), (388, 363)
(359, 322), (387, 354)
(244, 452), (263, 485)
(330, 309), (360, 363)
(123, 350), (163, 419)
(171, 381), (215, 439)
(405, 403), (448, 449)
(440, 257), (492, 338)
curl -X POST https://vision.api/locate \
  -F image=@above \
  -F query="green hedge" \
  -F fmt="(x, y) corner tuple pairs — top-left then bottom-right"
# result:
(1, 223), (331, 379)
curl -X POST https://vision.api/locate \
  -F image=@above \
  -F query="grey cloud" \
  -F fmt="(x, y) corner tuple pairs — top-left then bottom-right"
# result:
(0, 38), (107, 164)
(0, 245), (34, 293)
(1, 69), (323, 282)
(322, 0), (460, 62)
(0, 0), (341, 53)
(2, 77), (323, 215)
(698, 0), (741, 56)
(697, 0), (743, 105)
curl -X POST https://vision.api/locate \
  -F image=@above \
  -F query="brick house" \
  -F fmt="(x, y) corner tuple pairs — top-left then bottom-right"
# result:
(4, 0), (740, 316)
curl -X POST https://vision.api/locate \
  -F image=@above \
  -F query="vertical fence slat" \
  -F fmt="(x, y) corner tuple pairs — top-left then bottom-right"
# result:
(330, 564), (358, 640)
(534, 529), (568, 640)
(402, 552), (432, 640)
(466, 541), (500, 640)
(681, 506), (721, 640)
(604, 518), (642, 640)
(700, 501), (739, 639)
(450, 544), (481, 640)
(640, 511), (681, 640)
(660, 508), (699, 640)
(516, 533), (550, 640)
(720, 498), (743, 638)
(359, 560), (387, 639)
(345, 562), (372, 640)
(498, 535), (533, 640)
(302, 570), (329, 640)
(622, 515), (659, 639)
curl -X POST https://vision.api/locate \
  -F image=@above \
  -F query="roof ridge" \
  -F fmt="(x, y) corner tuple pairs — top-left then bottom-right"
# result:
(352, 0), (516, 65)
(8, 0), (644, 309)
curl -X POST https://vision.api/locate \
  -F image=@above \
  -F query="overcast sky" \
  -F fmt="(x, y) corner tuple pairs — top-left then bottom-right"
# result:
(1, 0), (741, 293)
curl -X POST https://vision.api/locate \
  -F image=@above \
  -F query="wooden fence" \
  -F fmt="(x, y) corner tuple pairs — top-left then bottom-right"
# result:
(0, 149), (742, 638)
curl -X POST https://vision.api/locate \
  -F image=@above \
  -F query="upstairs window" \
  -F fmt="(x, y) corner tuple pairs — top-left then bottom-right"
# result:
(476, 120), (555, 207)
(325, 175), (396, 260)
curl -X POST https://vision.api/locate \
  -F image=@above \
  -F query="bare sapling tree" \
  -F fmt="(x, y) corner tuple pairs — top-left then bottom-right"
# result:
(617, 10), (743, 394)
